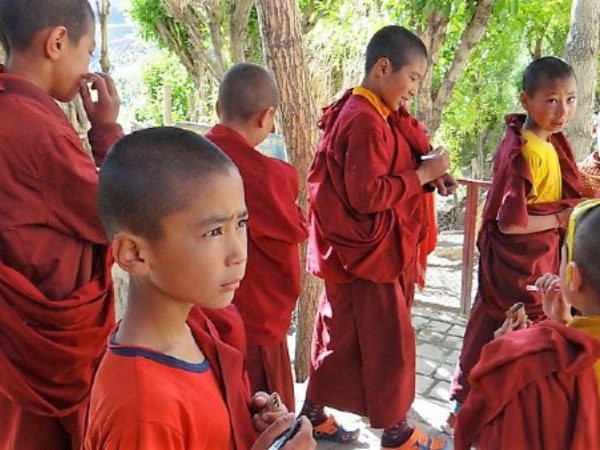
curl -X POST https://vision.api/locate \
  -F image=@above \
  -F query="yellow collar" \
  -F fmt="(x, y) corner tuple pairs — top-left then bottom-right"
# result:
(352, 86), (391, 120)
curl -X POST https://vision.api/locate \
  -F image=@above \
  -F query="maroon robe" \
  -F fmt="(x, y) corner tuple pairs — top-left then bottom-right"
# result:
(0, 70), (122, 449)
(206, 124), (308, 411)
(188, 306), (259, 450)
(454, 321), (600, 450)
(451, 114), (583, 405)
(306, 89), (432, 428)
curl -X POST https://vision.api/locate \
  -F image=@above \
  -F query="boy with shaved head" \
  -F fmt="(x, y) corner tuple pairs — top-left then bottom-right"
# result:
(0, 0), (122, 448)
(455, 199), (600, 449)
(85, 127), (315, 450)
(206, 62), (308, 412)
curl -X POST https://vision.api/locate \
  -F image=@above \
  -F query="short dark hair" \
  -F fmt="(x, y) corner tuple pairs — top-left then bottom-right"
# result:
(98, 127), (236, 242)
(0, 0), (94, 53)
(365, 25), (428, 74)
(522, 56), (577, 96)
(217, 63), (279, 122)
(574, 205), (600, 298)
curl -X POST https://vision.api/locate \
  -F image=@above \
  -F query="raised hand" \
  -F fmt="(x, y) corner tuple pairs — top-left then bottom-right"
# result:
(417, 147), (450, 185)
(536, 273), (571, 323)
(79, 72), (121, 125)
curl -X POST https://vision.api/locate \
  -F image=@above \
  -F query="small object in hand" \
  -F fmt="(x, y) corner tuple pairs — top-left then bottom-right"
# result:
(420, 153), (439, 161)
(506, 302), (526, 324)
(526, 284), (539, 292)
(267, 417), (302, 450)
(268, 392), (282, 412)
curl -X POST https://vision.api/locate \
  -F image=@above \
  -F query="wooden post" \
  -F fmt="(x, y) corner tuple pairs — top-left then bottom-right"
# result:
(460, 182), (478, 315)
(163, 85), (173, 126)
(457, 179), (491, 315)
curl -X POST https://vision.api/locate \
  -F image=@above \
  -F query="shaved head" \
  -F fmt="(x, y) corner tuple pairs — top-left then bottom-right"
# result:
(98, 127), (237, 243)
(365, 25), (428, 74)
(0, 0), (94, 53)
(573, 205), (600, 297)
(217, 63), (279, 122)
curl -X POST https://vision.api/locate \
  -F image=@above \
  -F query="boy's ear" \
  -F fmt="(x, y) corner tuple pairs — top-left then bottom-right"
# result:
(567, 261), (583, 292)
(44, 26), (69, 61)
(112, 233), (151, 276)
(519, 91), (529, 111)
(258, 106), (275, 129)
(373, 57), (391, 77)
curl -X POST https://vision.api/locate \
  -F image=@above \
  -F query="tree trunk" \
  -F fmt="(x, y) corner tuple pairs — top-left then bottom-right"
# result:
(96, 0), (111, 73)
(255, 0), (322, 382)
(564, 0), (600, 160)
(416, 0), (497, 135)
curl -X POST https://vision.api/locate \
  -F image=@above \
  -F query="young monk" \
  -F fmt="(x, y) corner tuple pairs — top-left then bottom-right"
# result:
(0, 1), (122, 449)
(302, 25), (456, 449)
(454, 198), (600, 450)
(85, 127), (315, 450)
(447, 56), (583, 430)
(206, 63), (308, 412)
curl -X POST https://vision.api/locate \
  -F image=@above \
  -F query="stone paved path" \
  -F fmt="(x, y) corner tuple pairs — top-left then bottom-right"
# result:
(291, 305), (467, 449)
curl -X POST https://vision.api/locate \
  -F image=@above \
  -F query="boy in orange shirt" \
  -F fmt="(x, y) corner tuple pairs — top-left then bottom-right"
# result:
(0, 1), (122, 448)
(85, 127), (315, 450)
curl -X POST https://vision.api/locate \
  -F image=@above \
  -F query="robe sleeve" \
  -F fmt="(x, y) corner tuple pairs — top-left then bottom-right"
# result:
(343, 120), (422, 214)
(39, 131), (108, 244)
(88, 123), (124, 167)
(101, 423), (186, 450)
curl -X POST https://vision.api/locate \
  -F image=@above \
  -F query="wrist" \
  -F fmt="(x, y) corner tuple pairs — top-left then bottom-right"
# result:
(554, 213), (566, 229)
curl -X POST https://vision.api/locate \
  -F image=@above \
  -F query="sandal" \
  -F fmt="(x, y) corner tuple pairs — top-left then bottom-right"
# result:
(382, 427), (451, 450)
(313, 415), (360, 444)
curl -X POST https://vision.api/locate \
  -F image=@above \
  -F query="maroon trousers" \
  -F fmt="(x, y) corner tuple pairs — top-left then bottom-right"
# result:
(306, 275), (416, 429)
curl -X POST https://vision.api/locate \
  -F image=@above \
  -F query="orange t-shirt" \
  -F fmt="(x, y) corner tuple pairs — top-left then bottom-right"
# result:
(85, 339), (234, 450)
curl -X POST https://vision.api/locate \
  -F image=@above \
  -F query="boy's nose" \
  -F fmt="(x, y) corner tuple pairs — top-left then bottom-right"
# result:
(228, 235), (248, 266)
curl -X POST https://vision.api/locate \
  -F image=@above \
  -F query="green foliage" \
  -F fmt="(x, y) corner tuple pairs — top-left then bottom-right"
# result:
(129, 0), (190, 52)
(134, 51), (196, 126)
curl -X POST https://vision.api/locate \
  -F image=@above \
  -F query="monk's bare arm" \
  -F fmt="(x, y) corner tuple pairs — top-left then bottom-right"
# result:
(498, 214), (561, 234)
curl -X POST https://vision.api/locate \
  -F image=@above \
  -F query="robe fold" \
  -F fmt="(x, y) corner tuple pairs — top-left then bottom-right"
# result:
(451, 114), (583, 404)
(454, 321), (600, 450)
(306, 89), (432, 428)
(206, 125), (307, 411)
(0, 68), (122, 449)
(187, 307), (258, 450)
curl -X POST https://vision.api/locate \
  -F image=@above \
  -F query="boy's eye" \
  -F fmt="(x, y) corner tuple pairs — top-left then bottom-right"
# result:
(204, 227), (223, 238)
(237, 219), (249, 229)
(547, 98), (558, 104)
(567, 96), (577, 103)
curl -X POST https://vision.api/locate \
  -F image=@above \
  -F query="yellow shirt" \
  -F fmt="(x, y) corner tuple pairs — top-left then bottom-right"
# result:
(352, 86), (391, 120)
(520, 129), (562, 204)
(568, 316), (600, 395)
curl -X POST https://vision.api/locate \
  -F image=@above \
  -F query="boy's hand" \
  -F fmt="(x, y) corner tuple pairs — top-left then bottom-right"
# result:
(251, 391), (289, 432)
(494, 303), (531, 338)
(80, 73), (121, 125)
(252, 415), (316, 450)
(430, 173), (458, 196)
(417, 148), (450, 185)
(536, 273), (572, 323)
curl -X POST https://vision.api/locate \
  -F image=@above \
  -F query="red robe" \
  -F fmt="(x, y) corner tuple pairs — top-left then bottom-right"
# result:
(206, 125), (308, 411)
(451, 114), (583, 404)
(0, 70), (122, 449)
(454, 321), (600, 450)
(306, 90), (432, 428)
